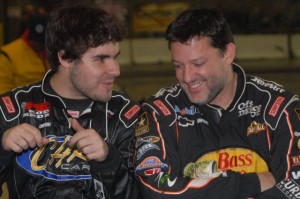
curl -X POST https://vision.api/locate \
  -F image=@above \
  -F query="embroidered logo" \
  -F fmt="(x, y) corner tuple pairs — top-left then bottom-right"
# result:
(153, 100), (171, 116)
(2, 96), (15, 113)
(269, 96), (285, 117)
(124, 105), (140, 120)
(135, 112), (149, 137)
(247, 121), (266, 136)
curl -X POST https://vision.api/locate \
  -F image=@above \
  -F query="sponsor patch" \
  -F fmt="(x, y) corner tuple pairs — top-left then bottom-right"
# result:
(144, 168), (161, 176)
(269, 96), (285, 117)
(39, 122), (51, 129)
(124, 105), (140, 120)
(194, 148), (268, 174)
(291, 155), (300, 167)
(135, 156), (168, 172)
(178, 115), (194, 127)
(251, 77), (285, 93)
(153, 100), (171, 116)
(22, 102), (50, 119)
(238, 100), (261, 117)
(2, 96), (15, 113)
(16, 135), (91, 181)
(174, 105), (198, 116)
(136, 136), (160, 147)
(276, 179), (300, 198)
(247, 121), (266, 136)
(25, 102), (50, 111)
(135, 112), (149, 137)
(136, 143), (160, 160)
(292, 171), (300, 180)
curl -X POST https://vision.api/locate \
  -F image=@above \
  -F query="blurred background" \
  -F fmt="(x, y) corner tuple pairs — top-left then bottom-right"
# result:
(0, 0), (300, 103)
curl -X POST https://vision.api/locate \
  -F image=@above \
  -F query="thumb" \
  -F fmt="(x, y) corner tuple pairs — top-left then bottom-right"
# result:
(71, 119), (84, 132)
(42, 137), (49, 146)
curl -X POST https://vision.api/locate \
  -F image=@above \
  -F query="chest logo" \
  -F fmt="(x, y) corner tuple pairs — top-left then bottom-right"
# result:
(247, 121), (266, 136)
(16, 135), (91, 181)
(183, 148), (268, 179)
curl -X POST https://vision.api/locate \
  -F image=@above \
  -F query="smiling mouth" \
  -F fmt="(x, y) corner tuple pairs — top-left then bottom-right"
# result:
(189, 81), (204, 89)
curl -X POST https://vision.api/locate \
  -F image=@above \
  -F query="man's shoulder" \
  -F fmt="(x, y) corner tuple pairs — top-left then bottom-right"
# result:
(142, 83), (184, 117)
(245, 75), (298, 129)
(109, 91), (141, 124)
(0, 84), (43, 121)
(246, 75), (288, 95)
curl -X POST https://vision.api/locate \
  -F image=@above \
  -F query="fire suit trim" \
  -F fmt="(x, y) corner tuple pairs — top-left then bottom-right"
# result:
(153, 111), (166, 159)
(285, 109), (294, 180)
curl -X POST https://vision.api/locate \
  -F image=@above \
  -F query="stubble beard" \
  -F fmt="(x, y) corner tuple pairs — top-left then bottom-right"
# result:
(185, 78), (226, 106)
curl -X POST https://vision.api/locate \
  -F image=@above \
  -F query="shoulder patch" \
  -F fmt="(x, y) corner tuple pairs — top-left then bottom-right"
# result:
(124, 104), (140, 120)
(153, 100), (171, 116)
(265, 95), (298, 130)
(268, 96), (285, 117)
(2, 96), (15, 113)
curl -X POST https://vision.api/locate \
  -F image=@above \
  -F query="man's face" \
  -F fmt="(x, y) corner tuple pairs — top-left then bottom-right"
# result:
(69, 42), (120, 102)
(171, 37), (233, 105)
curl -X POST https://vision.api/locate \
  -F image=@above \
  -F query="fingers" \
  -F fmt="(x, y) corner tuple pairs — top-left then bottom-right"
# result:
(71, 118), (84, 131)
(69, 119), (108, 161)
(69, 119), (86, 147)
(2, 123), (48, 153)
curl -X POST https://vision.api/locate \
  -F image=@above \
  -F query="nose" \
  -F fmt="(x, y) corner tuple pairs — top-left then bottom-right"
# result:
(182, 65), (194, 83)
(108, 59), (120, 77)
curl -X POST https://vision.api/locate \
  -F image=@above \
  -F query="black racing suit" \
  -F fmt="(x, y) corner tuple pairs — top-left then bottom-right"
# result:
(134, 64), (300, 199)
(0, 70), (141, 199)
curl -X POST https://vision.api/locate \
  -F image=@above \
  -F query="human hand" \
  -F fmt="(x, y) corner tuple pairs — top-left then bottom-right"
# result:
(257, 172), (275, 192)
(2, 123), (49, 153)
(69, 119), (108, 162)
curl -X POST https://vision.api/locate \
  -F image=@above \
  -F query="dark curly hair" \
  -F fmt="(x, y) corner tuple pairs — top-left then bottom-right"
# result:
(46, 3), (126, 72)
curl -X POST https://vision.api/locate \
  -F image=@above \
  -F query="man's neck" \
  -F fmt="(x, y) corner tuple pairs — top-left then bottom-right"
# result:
(211, 72), (237, 110)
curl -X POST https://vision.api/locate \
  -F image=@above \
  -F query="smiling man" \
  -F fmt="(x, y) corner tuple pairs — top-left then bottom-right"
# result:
(0, 3), (141, 199)
(134, 8), (300, 199)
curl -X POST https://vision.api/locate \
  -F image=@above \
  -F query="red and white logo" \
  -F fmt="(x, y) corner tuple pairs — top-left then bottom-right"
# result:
(269, 96), (285, 117)
(2, 96), (15, 113)
(153, 100), (171, 116)
(125, 105), (140, 120)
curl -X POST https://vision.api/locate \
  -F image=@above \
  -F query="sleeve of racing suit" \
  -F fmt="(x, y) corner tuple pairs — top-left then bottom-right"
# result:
(90, 112), (141, 199)
(134, 105), (261, 199)
(257, 99), (300, 198)
(0, 118), (14, 196)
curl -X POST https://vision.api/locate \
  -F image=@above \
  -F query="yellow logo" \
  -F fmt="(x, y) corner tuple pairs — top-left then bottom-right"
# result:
(184, 148), (268, 178)
(247, 121), (266, 136)
(31, 136), (87, 170)
(135, 112), (150, 137)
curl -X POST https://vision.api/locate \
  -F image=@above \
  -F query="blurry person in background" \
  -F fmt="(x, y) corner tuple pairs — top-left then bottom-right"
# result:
(0, 13), (50, 94)
(134, 7), (300, 198)
(0, 3), (141, 199)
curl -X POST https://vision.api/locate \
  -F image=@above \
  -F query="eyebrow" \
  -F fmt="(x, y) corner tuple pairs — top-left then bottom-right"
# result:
(93, 50), (121, 60)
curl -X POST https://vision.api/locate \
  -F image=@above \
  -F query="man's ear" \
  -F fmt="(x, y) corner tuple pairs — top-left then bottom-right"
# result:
(224, 42), (236, 64)
(58, 50), (71, 69)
